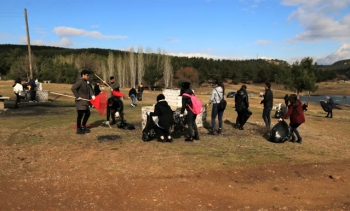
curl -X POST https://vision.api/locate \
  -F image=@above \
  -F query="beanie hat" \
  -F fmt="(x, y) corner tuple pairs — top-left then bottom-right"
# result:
(81, 69), (90, 76)
(157, 94), (165, 102)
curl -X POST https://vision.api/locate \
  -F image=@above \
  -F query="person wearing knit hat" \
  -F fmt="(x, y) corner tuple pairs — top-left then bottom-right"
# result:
(148, 94), (174, 142)
(179, 82), (199, 141)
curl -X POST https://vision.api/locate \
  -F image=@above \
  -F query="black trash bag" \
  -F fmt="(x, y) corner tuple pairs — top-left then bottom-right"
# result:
(173, 110), (187, 132)
(142, 114), (157, 142)
(270, 121), (292, 143)
(117, 122), (135, 130)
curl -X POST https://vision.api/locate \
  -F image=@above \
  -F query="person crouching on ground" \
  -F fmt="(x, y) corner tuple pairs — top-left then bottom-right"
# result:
(71, 70), (95, 134)
(106, 93), (124, 126)
(179, 82), (199, 142)
(148, 94), (174, 142)
(279, 94), (305, 144)
(325, 96), (334, 118)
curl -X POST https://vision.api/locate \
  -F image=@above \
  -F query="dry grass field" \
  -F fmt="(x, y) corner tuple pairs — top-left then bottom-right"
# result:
(0, 80), (349, 210)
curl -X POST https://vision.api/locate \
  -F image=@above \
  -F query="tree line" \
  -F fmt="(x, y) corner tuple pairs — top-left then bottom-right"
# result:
(0, 44), (344, 94)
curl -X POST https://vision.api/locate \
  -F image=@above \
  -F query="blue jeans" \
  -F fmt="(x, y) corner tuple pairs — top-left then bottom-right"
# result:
(262, 107), (271, 129)
(130, 94), (136, 105)
(211, 103), (224, 129)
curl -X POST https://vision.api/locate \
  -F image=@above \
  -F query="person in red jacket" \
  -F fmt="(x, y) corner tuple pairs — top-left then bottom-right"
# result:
(279, 94), (305, 144)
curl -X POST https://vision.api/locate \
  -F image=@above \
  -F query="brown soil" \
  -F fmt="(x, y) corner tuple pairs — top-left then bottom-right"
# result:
(0, 81), (350, 210)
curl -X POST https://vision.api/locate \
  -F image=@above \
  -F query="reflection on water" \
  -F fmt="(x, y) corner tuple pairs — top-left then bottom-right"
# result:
(299, 95), (349, 104)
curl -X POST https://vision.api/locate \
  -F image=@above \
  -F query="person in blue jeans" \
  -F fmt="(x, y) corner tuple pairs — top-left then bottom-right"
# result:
(260, 82), (273, 130)
(207, 80), (225, 135)
(129, 87), (137, 107)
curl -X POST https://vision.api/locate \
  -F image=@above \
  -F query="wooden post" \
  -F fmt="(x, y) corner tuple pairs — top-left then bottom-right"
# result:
(24, 8), (33, 80)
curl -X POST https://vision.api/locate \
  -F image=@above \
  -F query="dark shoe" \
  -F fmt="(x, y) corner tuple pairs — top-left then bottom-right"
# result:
(208, 129), (216, 135)
(325, 115), (329, 118)
(239, 126), (244, 130)
(166, 137), (173, 142)
(185, 137), (193, 142)
(329, 116), (333, 118)
(217, 128), (222, 134)
(193, 134), (200, 140)
(297, 138), (302, 144)
(291, 134), (296, 143)
(82, 127), (90, 133)
(157, 137), (166, 142)
(76, 128), (85, 135)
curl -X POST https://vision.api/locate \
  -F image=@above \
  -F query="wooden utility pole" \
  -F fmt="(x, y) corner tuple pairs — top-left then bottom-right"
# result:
(24, 8), (33, 79)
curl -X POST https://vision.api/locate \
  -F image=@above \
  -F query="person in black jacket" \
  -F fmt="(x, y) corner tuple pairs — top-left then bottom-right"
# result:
(28, 78), (37, 102)
(94, 82), (101, 96)
(235, 85), (249, 130)
(106, 94), (124, 125)
(129, 87), (137, 107)
(149, 94), (174, 142)
(260, 82), (273, 130)
(179, 82), (199, 142)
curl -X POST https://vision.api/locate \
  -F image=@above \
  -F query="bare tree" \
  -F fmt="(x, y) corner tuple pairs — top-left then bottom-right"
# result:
(129, 47), (136, 88)
(163, 55), (173, 88)
(108, 51), (115, 78)
(116, 54), (122, 88)
(137, 46), (144, 86)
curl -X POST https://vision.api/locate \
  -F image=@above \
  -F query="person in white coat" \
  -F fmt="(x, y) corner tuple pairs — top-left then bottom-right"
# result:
(13, 78), (23, 108)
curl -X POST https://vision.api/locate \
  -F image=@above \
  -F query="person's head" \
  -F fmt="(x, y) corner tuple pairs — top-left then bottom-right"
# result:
(180, 82), (191, 96)
(241, 85), (247, 90)
(110, 76), (115, 82)
(15, 78), (21, 84)
(265, 82), (271, 90)
(81, 69), (90, 80)
(156, 94), (165, 102)
(288, 94), (297, 105)
(96, 82), (100, 85)
(326, 96), (330, 100)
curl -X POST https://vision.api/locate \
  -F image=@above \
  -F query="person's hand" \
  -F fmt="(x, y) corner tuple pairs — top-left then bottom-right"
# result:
(110, 88), (113, 92)
(179, 114), (184, 118)
(279, 118), (283, 122)
(91, 95), (96, 100)
(115, 112), (120, 118)
(77, 97), (81, 101)
(206, 104), (210, 107)
(146, 111), (150, 115)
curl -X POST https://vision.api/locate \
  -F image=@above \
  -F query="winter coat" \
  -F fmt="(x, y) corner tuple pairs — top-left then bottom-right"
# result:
(150, 100), (174, 130)
(208, 86), (224, 104)
(281, 100), (305, 125)
(71, 77), (94, 110)
(261, 88), (273, 109)
(180, 88), (195, 115)
(13, 83), (23, 94)
(235, 88), (249, 112)
(129, 88), (137, 97)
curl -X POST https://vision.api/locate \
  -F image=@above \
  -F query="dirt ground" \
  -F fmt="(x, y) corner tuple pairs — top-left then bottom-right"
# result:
(0, 81), (350, 210)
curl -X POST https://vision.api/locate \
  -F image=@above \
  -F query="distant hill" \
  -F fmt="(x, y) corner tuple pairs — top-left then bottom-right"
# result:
(318, 59), (350, 79)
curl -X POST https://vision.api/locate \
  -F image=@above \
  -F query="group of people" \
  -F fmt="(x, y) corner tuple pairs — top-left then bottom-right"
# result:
(71, 70), (146, 134)
(71, 69), (309, 144)
(12, 78), (42, 108)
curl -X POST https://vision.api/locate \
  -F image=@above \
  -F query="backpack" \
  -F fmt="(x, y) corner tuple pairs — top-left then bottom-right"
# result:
(182, 93), (203, 114)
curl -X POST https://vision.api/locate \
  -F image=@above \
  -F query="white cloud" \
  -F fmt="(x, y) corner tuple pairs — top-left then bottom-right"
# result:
(284, 1), (350, 42)
(316, 43), (350, 64)
(20, 37), (73, 47)
(53, 26), (128, 39)
(255, 39), (273, 45)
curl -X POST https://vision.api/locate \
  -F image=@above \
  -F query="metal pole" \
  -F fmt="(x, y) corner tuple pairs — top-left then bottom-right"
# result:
(24, 8), (33, 80)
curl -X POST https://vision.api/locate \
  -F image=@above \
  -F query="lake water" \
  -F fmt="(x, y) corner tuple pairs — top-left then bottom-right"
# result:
(299, 95), (349, 104)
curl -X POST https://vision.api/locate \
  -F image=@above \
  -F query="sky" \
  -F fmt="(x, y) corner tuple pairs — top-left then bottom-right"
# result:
(1, 0), (350, 65)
